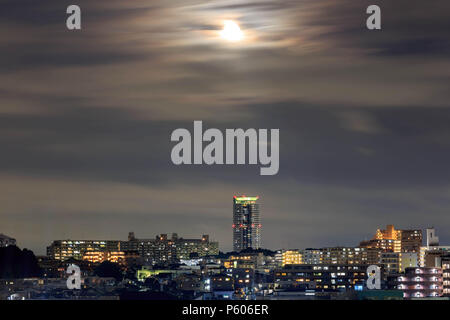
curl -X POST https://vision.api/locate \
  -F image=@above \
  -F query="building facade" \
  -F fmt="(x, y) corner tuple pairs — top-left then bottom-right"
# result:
(397, 267), (443, 298)
(441, 256), (450, 296)
(380, 252), (400, 274)
(380, 252), (418, 275)
(232, 196), (261, 251)
(320, 247), (378, 265)
(82, 251), (127, 265)
(47, 233), (219, 264)
(419, 228), (450, 267)
(47, 240), (121, 261)
(278, 247), (380, 266)
(175, 234), (218, 260)
(301, 249), (323, 265)
(360, 225), (422, 253)
(399, 252), (418, 272)
(401, 230), (423, 253)
(274, 264), (367, 291)
(279, 250), (302, 266)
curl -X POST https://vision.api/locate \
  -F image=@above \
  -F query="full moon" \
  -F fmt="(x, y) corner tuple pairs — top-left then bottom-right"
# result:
(220, 20), (244, 42)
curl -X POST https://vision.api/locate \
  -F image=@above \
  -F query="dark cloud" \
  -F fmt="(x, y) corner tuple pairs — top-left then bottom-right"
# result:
(296, 0), (450, 56)
(0, 0), (449, 253)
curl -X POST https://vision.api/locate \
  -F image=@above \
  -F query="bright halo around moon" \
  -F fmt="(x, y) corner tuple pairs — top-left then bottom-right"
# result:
(220, 20), (244, 42)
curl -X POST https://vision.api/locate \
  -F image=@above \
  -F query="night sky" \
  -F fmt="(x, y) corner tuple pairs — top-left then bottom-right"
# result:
(1, 0), (450, 254)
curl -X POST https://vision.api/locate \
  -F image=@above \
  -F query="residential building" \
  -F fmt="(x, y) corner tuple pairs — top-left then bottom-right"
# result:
(399, 252), (418, 272)
(82, 251), (126, 265)
(274, 264), (367, 291)
(441, 256), (450, 296)
(232, 196), (261, 251)
(419, 228), (450, 267)
(280, 250), (302, 266)
(397, 267), (443, 298)
(47, 240), (121, 261)
(360, 225), (422, 253)
(47, 233), (218, 264)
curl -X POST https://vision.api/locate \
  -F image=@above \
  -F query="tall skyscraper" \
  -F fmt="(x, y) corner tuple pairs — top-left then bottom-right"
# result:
(232, 195), (261, 251)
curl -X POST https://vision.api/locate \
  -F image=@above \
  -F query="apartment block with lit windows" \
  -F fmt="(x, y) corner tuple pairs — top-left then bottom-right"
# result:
(401, 230), (423, 253)
(47, 240), (121, 261)
(274, 264), (367, 291)
(397, 267), (443, 298)
(210, 274), (234, 291)
(223, 252), (264, 269)
(360, 225), (422, 254)
(82, 251), (127, 265)
(321, 247), (378, 265)
(301, 249), (322, 265)
(380, 252), (419, 275)
(279, 247), (380, 266)
(279, 250), (302, 266)
(380, 252), (400, 274)
(226, 267), (254, 290)
(441, 256), (450, 296)
(47, 233), (218, 264)
(175, 234), (219, 260)
(360, 238), (401, 253)
(123, 233), (219, 264)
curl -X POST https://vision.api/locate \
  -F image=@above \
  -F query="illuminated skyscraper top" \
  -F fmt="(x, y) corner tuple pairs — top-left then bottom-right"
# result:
(232, 195), (261, 251)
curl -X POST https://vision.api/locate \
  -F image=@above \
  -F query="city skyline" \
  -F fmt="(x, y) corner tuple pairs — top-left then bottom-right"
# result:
(3, 223), (449, 257)
(1, 0), (450, 257)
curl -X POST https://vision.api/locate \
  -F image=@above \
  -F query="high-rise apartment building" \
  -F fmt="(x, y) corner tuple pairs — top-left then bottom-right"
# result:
(360, 225), (422, 253)
(360, 224), (401, 252)
(47, 233), (219, 264)
(232, 196), (261, 251)
(401, 230), (423, 253)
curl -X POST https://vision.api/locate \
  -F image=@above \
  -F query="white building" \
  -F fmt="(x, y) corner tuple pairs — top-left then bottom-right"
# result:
(420, 228), (450, 267)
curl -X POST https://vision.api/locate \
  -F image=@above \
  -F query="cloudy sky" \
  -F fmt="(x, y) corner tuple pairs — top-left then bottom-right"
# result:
(1, 0), (450, 254)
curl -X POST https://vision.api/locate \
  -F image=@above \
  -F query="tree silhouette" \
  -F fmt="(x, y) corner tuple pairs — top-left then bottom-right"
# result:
(94, 261), (123, 281)
(143, 277), (160, 291)
(0, 246), (41, 278)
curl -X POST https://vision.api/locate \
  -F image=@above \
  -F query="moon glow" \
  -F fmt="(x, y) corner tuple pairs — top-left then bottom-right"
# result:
(220, 20), (244, 42)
